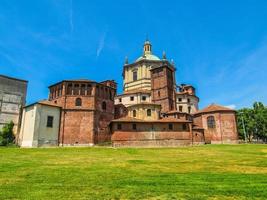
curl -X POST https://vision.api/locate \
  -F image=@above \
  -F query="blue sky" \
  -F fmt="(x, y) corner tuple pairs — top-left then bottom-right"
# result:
(0, 0), (267, 109)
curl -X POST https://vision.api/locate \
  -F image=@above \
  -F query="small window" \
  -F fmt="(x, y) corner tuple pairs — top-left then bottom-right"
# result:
(207, 116), (216, 128)
(158, 91), (161, 97)
(142, 96), (146, 101)
(182, 124), (187, 131)
(130, 96), (134, 101)
(67, 84), (72, 95)
(81, 84), (86, 95)
(187, 98), (190, 103)
(178, 98), (182, 102)
(168, 123), (173, 130)
(119, 98), (122, 102)
(109, 90), (112, 100)
(117, 124), (122, 130)
(133, 110), (136, 117)
(47, 116), (54, 128)
(75, 98), (82, 106)
(147, 109), (151, 117)
(74, 84), (79, 95)
(133, 71), (137, 81)
(188, 106), (191, 114)
(179, 106), (183, 112)
(87, 84), (92, 95)
(102, 101), (106, 110)
(132, 124), (137, 130)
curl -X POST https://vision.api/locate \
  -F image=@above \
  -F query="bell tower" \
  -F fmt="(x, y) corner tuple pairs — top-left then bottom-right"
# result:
(150, 65), (177, 113)
(143, 39), (152, 55)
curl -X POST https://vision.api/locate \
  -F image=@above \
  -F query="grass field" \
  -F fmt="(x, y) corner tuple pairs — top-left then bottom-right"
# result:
(0, 145), (267, 200)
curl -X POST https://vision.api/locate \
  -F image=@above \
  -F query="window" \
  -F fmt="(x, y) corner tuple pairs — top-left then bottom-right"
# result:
(188, 106), (191, 114)
(133, 71), (137, 81)
(87, 84), (92, 95)
(179, 106), (183, 112)
(142, 96), (146, 101)
(187, 98), (191, 103)
(182, 123), (187, 131)
(102, 101), (106, 110)
(168, 123), (173, 130)
(132, 123), (137, 130)
(81, 84), (86, 95)
(109, 90), (112, 100)
(117, 124), (122, 130)
(46, 116), (54, 128)
(158, 91), (161, 97)
(119, 98), (122, 102)
(207, 116), (216, 128)
(133, 110), (136, 117)
(147, 109), (151, 117)
(75, 98), (82, 106)
(67, 84), (72, 95)
(178, 98), (182, 102)
(130, 96), (134, 101)
(74, 84), (79, 95)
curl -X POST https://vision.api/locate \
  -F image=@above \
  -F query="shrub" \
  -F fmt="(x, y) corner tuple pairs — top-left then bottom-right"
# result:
(0, 121), (15, 146)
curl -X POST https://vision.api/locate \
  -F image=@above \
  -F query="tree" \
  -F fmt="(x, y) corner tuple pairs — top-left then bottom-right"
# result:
(0, 121), (15, 146)
(237, 102), (267, 142)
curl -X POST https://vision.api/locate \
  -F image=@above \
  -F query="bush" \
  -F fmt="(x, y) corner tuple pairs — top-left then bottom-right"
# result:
(0, 121), (15, 146)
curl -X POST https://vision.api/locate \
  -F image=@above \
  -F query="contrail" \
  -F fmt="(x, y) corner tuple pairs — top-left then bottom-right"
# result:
(70, 0), (73, 34)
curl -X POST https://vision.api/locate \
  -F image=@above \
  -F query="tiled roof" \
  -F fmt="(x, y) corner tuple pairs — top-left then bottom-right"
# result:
(127, 102), (161, 107)
(38, 100), (62, 108)
(116, 90), (151, 97)
(112, 116), (191, 123)
(195, 103), (235, 114)
(24, 100), (62, 108)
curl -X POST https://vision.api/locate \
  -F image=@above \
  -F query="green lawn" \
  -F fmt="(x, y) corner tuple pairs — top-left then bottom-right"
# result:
(0, 145), (267, 200)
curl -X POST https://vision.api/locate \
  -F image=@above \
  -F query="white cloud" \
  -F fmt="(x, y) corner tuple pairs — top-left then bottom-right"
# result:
(96, 30), (108, 59)
(225, 104), (236, 109)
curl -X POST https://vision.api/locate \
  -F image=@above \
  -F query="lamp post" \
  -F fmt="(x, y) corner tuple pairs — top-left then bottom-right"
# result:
(240, 112), (247, 143)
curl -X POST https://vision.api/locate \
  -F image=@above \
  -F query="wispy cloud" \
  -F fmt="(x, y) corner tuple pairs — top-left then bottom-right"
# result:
(96, 30), (108, 59)
(70, 0), (74, 34)
(225, 104), (236, 109)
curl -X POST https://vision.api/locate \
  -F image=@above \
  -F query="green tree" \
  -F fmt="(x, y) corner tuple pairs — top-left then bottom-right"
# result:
(0, 121), (15, 146)
(237, 102), (267, 142)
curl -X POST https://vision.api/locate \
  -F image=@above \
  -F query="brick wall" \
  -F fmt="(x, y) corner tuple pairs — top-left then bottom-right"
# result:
(111, 122), (193, 147)
(49, 80), (116, 146)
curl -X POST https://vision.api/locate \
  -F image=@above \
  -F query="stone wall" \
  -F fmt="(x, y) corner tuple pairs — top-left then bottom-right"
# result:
(0, 75), (28, 135)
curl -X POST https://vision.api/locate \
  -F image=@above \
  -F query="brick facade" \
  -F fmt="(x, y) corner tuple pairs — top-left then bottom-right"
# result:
(151, 65), (177, 113)
(111, 121), (194, 147)
(48, 79), (116, 146)
(194, 104), (238, 144)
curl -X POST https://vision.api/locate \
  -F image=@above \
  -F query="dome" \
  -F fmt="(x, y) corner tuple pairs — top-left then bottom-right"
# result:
(136, 54), (160, 61)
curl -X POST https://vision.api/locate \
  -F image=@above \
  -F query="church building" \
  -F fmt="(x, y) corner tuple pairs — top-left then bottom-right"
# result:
(18, 39), (238, 147)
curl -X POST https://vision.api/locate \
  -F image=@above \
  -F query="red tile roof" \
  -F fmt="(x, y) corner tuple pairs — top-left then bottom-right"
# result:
(38, 100), (62, 108)
(112, 116), (191, 123)
(195, 103), (235, 114)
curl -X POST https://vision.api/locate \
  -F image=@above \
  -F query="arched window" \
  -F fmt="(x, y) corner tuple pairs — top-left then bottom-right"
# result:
(75, 98), (82, 106)
(133, 110), (136, 117)
(147, 109), (151, 117)
(102, 101), (106, 110)
(207, 116), (216, 128)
